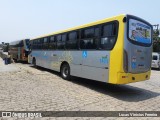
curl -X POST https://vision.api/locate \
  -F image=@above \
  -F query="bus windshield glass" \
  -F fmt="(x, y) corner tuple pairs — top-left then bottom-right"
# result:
(129, 19), (152, 44)
(153, 55), (158, 60)
(25, 39), (30, 49)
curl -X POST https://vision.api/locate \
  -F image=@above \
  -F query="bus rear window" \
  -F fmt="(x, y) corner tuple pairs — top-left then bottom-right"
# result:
(128, 19), (152, 45)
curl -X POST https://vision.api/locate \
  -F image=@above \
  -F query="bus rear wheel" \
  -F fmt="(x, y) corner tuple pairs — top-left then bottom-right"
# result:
(61, 64), (70, 80)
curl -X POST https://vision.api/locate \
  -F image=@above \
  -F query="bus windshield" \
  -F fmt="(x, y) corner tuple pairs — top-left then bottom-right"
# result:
(153, 55), (158, 60)
(25, 39), (30, 49)
(128, 19), (152, 45)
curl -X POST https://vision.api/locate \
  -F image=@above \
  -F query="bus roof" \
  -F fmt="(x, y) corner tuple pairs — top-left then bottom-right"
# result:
(31, 14), (126, 40)
(10, 39), (30, 45)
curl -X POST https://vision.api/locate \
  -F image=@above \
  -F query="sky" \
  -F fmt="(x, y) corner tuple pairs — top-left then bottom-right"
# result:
(0, 0), (160, 43)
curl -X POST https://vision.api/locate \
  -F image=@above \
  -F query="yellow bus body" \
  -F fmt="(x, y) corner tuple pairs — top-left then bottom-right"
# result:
(30, 14), (151, 84)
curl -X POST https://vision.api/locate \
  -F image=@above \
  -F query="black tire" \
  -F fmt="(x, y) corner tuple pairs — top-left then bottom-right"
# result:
(32, 58), (37, 67)
(14, 59), (18, 63)
(61, 64), (70, 80)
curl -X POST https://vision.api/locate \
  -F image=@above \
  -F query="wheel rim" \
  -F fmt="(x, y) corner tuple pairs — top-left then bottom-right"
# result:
(62, 67), (69, 78)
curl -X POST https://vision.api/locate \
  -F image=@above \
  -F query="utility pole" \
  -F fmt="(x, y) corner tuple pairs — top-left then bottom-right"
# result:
(153, 24), (159, 29)
(153, 24), (159, 36)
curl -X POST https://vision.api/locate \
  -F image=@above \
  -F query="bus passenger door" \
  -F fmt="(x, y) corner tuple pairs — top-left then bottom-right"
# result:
(41, 50), (50, 68)
(50, 51), (61, 71)
(69, 51), (82, 77)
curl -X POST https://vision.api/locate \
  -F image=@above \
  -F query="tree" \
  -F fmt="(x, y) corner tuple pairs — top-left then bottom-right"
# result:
(153, 24), (160, 52)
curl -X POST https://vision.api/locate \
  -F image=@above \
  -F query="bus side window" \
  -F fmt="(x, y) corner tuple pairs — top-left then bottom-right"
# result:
(33, 39), (37, 50)
(37, 39), (42, 50)
(35, 39), (38, 49)
(40, 38), (44, 50)
(100, 23), (117, 50)
(94, 27), (100, 37)
(32, 40), (34, 49)
(38, 39), (42, 49)
(49, 36), (56, 50)
(80, 39), (95, 49)
(34, 40), (38, 50)
(43, 38), (48, 50)
(57, 34), (66, 49)
(80, 27), (97, 49)
(66, 31), (78, 49)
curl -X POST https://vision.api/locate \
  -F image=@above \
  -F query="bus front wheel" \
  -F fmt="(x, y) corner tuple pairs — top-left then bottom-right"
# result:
(32, 58), (37, 67)
(61, 64), (70, 80)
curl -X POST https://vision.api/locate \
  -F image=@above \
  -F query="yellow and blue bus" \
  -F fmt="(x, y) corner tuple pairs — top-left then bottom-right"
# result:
(28, 14), (153, 84)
